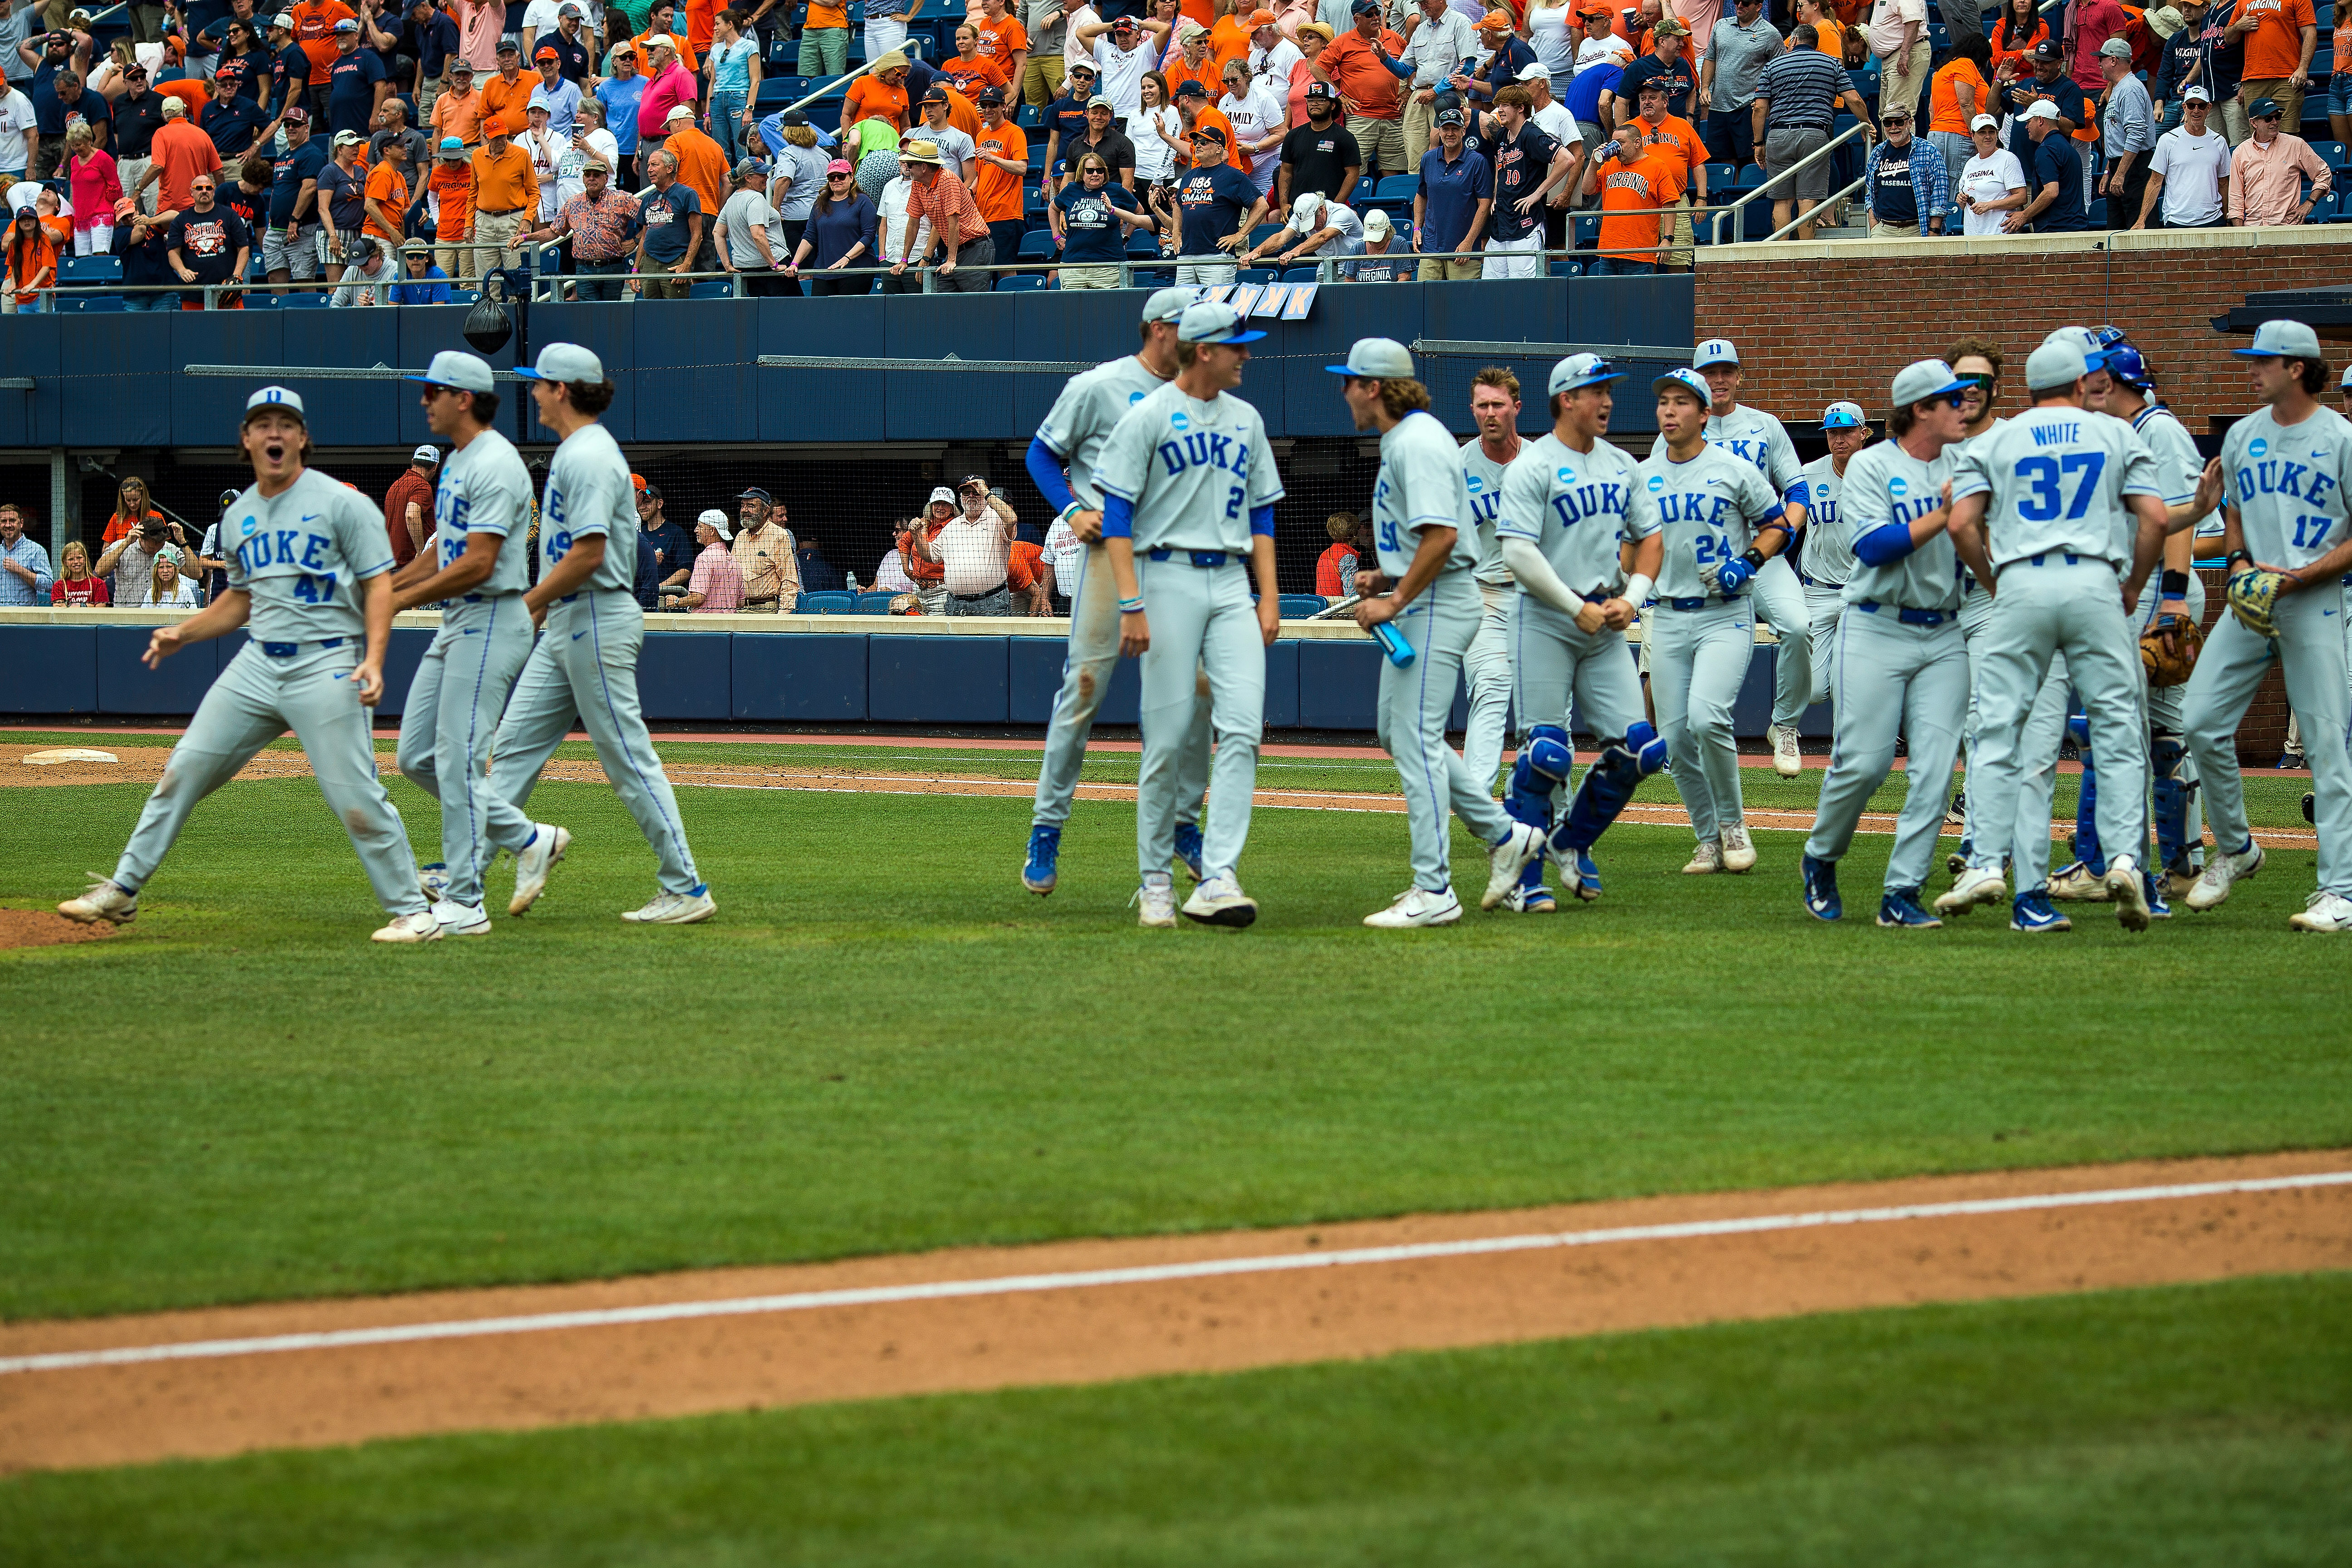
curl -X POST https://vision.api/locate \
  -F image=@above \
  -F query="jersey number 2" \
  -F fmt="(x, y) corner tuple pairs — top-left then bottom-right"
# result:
(2014, 452), (2107, 522)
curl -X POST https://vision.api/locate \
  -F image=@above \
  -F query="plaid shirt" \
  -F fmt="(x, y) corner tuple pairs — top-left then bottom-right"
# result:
(686, 542), (744, 612)
(1863, 136), (1953, 227)
(898, 168), (988, 253)
(555, 187), (641, 261)
(730, 520), (800, 611)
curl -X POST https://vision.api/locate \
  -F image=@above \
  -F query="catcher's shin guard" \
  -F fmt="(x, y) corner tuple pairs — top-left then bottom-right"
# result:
(1553, 721), (1667, 855)
(2151, 731), (2193, 870)
(1508, 726), (1573, 897)
(2067, 712), (2104, 873)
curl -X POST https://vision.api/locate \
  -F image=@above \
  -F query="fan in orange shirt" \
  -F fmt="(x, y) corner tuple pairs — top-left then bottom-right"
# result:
(943, 24), (1011, 97)
(1586, 122), (1684, 270)
(845, 54), (913, 132)
(290, 0), (356, 78)
(974, 0), (1030, 80)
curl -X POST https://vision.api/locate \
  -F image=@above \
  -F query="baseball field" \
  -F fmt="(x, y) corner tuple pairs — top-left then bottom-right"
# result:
(3, 728), (2348, 1564)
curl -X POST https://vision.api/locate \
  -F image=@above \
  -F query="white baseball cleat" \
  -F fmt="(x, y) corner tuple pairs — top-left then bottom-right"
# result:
(58, 877), (137, 925)
(1365, 887), (1464, 927)
(2288, 890), (2352, 932)
(2106, 854), (2151, 931)
(1769, 723), (1803, 777)
(1181, 871), (1258, 928)
(1719, 823), (1757, 872)
(431, 898), (493, 936)
(621, 887), (717, 924)
(2047, 861), (2112, 902)
(2184, 841), (2263, 911)
(1934, 864), (2008, 916)
(1682, 838), (1722, 875)
(371, 911), (444, 944)
(1478, 821), (1546, 910)
(507, 824), (572, 917)
(1133, 874), (1176, 928)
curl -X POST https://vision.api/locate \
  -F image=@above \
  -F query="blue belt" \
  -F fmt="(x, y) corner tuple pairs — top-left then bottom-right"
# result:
(558, 592), (581, 603)
(1855, 601), (1950, 627)
(461, 593), (485, 603)
(1666, 595), (1720, 611)
(260, 637), (343, 657)
(1147, 548), (1231, 567)
(2025, 552), (2082, 567)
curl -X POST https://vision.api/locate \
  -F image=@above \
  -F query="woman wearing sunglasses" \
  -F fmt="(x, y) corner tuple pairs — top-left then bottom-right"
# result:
(786, 158), (879, 295)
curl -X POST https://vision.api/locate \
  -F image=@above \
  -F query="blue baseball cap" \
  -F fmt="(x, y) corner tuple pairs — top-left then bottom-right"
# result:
(2233, 318), (2323, 359)
(1691, 338), (1739, 368)
(1820, 400), (1867, 430)
(1548, 352), (1624, 395)
(1653, 366), (1712, 401)
(1180, 301), (1264, 346)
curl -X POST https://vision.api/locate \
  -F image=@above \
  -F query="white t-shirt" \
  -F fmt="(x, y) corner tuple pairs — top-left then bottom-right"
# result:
(1290, 198), (1365, 255)
(1250, 37), (1302, 102)
(1957, 148), (2025, 235)
(2150, 126), (2228, 227)
(1527, 0), (1576, 83)
(554, 125), (620, 208)
(0, 88), (34, 173)
(1222, 83), (1287, 176)
(879, 173), (933, 261)
(1132, 103), (1181, 181)
(1532, 99), (1581, 153)
(1092, 35), (1154, 120)
(1576, 33), (1633, 74)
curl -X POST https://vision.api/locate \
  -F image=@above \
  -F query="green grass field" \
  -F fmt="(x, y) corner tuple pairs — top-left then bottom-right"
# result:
(4, 737), (2346, 1559)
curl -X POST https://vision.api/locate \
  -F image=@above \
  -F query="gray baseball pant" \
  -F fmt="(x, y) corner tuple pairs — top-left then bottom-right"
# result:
(1459, 583), (1513, 795)
(1031, 539), (1206, 829)
(1752, 554), (1811, 730)
(113, 640), (426, 915)
(1510, 594), (1646, 741)
(396, 596), (536, 908)
(1803, 608), (1969, 893)
(1646, 598), (1754, 846)
(1379, 571), (1515, 892)
(1133, 554), (1262, 882)
(489, 590), (704, 895)
(1804, 582), (1844, 709)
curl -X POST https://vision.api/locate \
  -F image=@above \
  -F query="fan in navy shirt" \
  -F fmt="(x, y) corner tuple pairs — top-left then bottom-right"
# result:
(200, 93), (271, 159)
(1456, 20), (1537, 103)
(270, 36), (314, 118)
(1053, 169), (1140, 263)
(1161, 147), (1264, 258)
(2020, 107), (2087, 230)
(1616, 26), (1696, 120)
(1484, 115), (1559, 242)
(324, 34), (386, 137)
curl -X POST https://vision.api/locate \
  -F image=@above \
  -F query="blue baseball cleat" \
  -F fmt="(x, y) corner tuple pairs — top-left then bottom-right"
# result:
(1801, 853), (1841, 921)
(2144, 867), (2171, 920)
(1877, 888), (1942, 928)
(2010, 891), (2073, 933)
(1171, 820), (1205, 882)
(1022, 825), (1060, 896)
(1567, 848), (1602, 902)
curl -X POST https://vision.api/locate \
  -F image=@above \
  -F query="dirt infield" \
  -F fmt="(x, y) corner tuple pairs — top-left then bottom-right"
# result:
(0, 909), (115, 951)
(2, 1149), (2345, 1474)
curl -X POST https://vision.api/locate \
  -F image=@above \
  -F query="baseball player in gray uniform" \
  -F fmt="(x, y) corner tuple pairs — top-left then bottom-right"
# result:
(1093, 299), (1285, 929)
(1022, 287), (1209, 897)
(1639, 366), (1789, 876)
(1945, 338), (2009, 870)
(59, 387), (439, 943)
(2181, 319), (2352, 931)
(1651, 338), (1816, 778)
(387, 350), (548, 936)
(1334, 337), (1545, 928)
(1796, 401), (1870, 716)
(1940, 333), (2170, 933)
(1494, 353), (1666, 912)
(1799, 360), (1974, 929)
(1458, 367), (1526, 797)
(485, 343), (713, 925)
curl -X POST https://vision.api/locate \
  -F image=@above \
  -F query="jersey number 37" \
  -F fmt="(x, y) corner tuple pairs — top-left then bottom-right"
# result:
(2013, 453), (2107, 522)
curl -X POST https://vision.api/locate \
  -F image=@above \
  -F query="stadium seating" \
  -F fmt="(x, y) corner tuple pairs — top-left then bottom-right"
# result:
(1018, 229), (1057, 259)
(855, 591), (901, 613)
(995, 272), (1051, 289)
(1238, 267), (1278, 283)
(1277, 594), (1327, 617)
(798, 591), (858, 614)
(1282, 266), (1321, 282)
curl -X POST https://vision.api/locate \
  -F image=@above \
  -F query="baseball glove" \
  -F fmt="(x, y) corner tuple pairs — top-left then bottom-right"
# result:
(2226, 568), (2286, 638)
(2140, 610), (2204, 686)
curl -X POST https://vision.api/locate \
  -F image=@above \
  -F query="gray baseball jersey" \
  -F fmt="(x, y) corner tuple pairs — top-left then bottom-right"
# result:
(1950, 406), (2163, 571)
(1371, 410), (1479, 578)
(1094, 382), (1284, 554)
(1494, 431), (1657, 593)
(433, 429), (534, 595)
(1651, 402), (1805, 500)
(539, 421), (637, 593)
(1460, 436), (1518, 586)
(222, 467), (397, 642)
(1036, 353), (1176, 510)
(1636, 442), (1784, 599)
(2218, 404), (2352, 571)
(2128, 404), (2206, 516)
(1798, 451), (1854, 586)
(1838, 439), (1964, 612)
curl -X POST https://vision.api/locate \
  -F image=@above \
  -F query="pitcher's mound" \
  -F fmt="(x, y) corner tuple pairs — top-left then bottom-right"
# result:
(0, 909), (118, 950)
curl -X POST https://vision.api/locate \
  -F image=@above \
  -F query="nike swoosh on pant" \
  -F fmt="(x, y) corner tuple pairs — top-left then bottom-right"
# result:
(573, 631), (588, 640)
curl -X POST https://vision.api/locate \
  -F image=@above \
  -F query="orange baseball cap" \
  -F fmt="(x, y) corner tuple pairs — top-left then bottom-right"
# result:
(1479, 8), (1512, 25)
(482, 115), (508, 137)
(631, 472), (647, 490)
(1248, 6), (1278, 20)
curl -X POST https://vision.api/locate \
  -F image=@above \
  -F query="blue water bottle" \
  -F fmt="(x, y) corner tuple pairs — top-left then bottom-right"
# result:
(1370, 621), (1415, 668)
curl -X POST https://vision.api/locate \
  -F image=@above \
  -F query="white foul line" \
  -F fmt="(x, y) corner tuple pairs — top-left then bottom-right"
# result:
(6, 1170), (2347, 1378)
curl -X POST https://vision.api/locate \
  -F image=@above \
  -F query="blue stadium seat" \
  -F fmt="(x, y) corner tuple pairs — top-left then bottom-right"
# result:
(1373, 174), (1419, 202)
(1018, 228), (1056, 259)
(1281, 265), (1320, 282)
(1277, 594), (1326, 617)
(797, 591), (858, 614)
(244, 291), (281, 308)
(1015, 103), (1045, 128)
(1737, 162), (1767, 187)
(755, 77), (798, 107)
(995, 272), (1050, 289)
(1026, 143), (1046, 171)
(1247, 222), (1284, 248)
(59, 254), (121, 287)
(1549, 257), (1582, 277)
(688, 279), (735, 297)
(1351, 174), (1377, 205)
(1573, 212), (1599, 247)
(855, 591), (901, 613)
(282, 292), (329, 307)
(1238, 266), (1277, 283)
(1704, 161), (1736, 189)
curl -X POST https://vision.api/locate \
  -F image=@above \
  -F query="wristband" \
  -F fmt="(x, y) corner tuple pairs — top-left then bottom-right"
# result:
(1118, 596), (1144, 613)
(2160, 568), (2190, 596)
(1740, 547), (1765, 569)
(1622, 572), (1653, 607)
(2225, 548), (2252, 570)
(1057, 500), (1086, 531)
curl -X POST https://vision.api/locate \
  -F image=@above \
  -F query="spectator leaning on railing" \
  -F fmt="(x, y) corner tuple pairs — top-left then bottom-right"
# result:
(785, 157), (880, 293)
(3, 203), (53, 313)
(717, 155), (788, 290)
(1158, 120), (1264, 284)
(528, 155), (638, 298)
(2228, 93), (2329, 223)
(331, 232), (395, 302)
(632, 145), (702, 294)
(893, 136), (995, 289)
(0, 500), (52, 606)
(1861, 102), (1949, 235)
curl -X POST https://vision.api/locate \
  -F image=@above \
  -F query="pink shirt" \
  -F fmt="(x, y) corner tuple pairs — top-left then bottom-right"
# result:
(457, 0), (506, 72)
(2228, 130), (2331, 223)
(69, 149), (122, 232)
(2068, 0), (2128, 90)
(686, 542), (744, 612)
(638, 60), (699, 137)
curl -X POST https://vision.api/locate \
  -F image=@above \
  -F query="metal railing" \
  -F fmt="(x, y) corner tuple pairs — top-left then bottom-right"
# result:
(1708, 119), (1875, 246)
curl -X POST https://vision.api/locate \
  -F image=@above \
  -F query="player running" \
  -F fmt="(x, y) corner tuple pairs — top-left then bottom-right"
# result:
(1458, 367), (1525, 798)
(1795, 401), (1871, 719)
(484, 343), (713, 925)
(1640, 366), (1791, 875)
(1093, 300), (1285, 929)
(1940, 333), (2171, 933)
(1493, 353), (1666, 912)
(1020, 287), (1206, 897)
(1649, 339), (1816, 777)
(1333, 337), (1545, 928)
(2180, 319), (2352, 931)
(59, 387), (438, 943)
(387, 350), (550, 936)
(1799, 361), (1973, 929)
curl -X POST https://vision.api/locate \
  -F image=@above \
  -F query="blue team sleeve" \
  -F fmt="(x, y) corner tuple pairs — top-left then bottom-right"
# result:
(1782, 478), (1811, 510)
(1101, 493), (1135, 539)
(1853, 522), (1917, 566)
(1250, 502), (1276, 537)
(1026, 435), (1077, 513)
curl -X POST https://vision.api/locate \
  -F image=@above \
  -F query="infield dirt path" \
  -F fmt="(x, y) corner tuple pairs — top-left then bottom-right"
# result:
(3, 1150), (2347, 1474)
(3, 745), (2314, 849)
